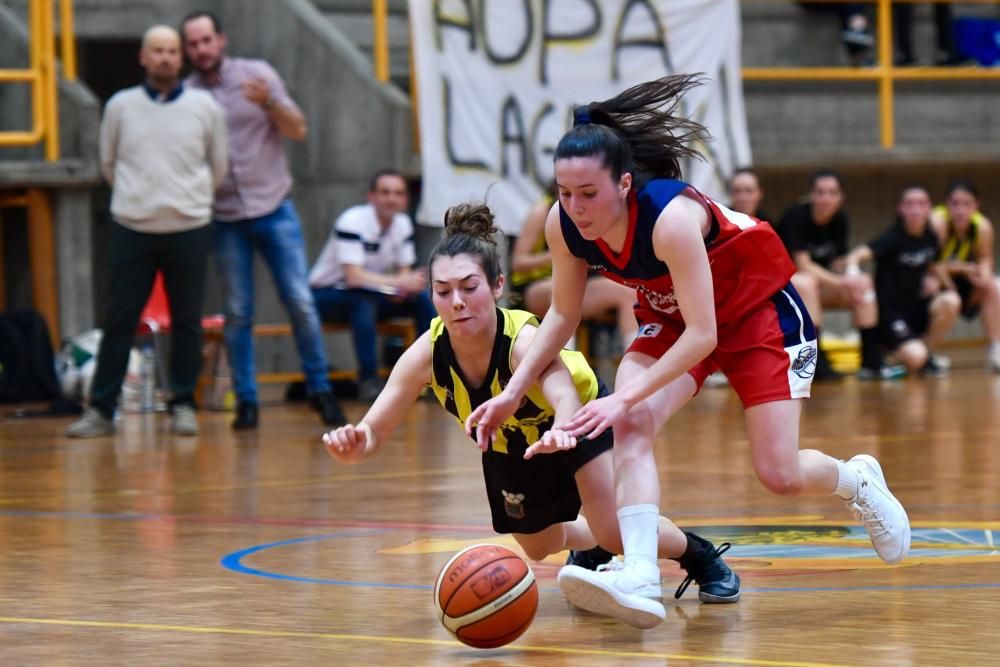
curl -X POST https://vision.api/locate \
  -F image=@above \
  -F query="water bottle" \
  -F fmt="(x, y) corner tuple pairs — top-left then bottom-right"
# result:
(140, 346), (156, 412)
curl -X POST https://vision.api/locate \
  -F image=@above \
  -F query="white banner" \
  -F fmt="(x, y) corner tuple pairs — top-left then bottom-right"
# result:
(409, 0), (750, 235)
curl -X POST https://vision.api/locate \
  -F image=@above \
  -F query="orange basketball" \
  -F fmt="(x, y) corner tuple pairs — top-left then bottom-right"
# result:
(433, 543), (538, 649)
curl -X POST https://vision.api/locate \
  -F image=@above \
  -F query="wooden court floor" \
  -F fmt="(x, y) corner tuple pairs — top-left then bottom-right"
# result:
(2, 355), (999, 666)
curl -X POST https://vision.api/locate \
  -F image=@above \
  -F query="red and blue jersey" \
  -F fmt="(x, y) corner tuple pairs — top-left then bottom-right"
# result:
(559, 178), (795, 327)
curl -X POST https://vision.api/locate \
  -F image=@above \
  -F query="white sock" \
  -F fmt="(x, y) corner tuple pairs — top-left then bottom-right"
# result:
(834, 459), (860, 501)
(618, 504), (660, 568)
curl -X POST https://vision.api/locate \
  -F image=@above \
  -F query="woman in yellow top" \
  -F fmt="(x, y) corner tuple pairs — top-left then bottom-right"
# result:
(323, 202), (740, 604)
(511, 191), (639, 346)
(929, 180), (1000, 371)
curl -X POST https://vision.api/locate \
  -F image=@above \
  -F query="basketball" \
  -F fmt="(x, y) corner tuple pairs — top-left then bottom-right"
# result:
(433, 543), (539, 649)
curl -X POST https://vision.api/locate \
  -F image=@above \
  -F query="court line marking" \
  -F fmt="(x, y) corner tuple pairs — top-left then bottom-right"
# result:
(0, 616), (848, 666)
(220, 534), (1000, 592)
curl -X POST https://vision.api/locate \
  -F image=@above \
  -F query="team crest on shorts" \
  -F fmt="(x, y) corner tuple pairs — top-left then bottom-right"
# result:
(790, 344), (817, 379)
(637, 323), (663, 338)
(501, 490), (526, 519)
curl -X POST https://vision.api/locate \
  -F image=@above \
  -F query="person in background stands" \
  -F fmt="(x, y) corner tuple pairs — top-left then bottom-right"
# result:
(309, 170), (435, 402)
(844, 186), (959, 376)
(68, 25), (227, 439)
(777, 170), (901, 380)
(181, 11), (345, 429)
(930, 180), (1000, 372)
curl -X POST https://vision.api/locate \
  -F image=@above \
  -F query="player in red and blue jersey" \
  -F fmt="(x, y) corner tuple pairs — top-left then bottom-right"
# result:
(467, 75), (911, 629)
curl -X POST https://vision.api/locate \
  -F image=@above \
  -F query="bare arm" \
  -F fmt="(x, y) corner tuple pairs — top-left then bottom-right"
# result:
(342, 263), (426, 295)
(613, 195), (717, 409)
(266, 99), (307, 141)
(510, 323), (585, 459)
(511, 202), (553, 273)
(322, 331), (431, 462)
(793, 249), (844, 289)
(464, 206), (588, 447)
(973, 218), (996, 286)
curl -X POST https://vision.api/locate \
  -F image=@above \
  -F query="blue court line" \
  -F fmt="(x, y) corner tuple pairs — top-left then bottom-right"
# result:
(221, 535), (1000, 594)
(220, 532), (428, 590)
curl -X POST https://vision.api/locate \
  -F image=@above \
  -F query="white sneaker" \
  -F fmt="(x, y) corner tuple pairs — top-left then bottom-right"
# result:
(66, 407), (115, 438)
(988, 343), (1000, 373)
(845, 455), (911, 564)
(557, 559), (665, 629)
(171, 404), (199, 436)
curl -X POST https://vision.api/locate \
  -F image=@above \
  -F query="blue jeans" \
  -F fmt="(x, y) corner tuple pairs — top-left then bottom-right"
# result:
(215, 199), (330, 403)
(311, 286), (435, 382)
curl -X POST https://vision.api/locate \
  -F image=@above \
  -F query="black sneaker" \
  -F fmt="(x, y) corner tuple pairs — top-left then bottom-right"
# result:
(815, 351), (845, 382)
(565, 545), (617, 571)
(674, 532), (741, 603)
(313, 391), (347, 426)
(232, 401), (259, 430)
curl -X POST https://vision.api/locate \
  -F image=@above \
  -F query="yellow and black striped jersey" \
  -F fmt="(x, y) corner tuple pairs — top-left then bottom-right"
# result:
(428, 307), (598, 454)
(935, 204), (985, 262)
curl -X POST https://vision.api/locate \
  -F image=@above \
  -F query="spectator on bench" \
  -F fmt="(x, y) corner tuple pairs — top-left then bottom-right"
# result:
(309, 170), (435, 402)
(930, 180), (1000, 372)
(777, 170), (900, 380)
(844, 186), (959, 377)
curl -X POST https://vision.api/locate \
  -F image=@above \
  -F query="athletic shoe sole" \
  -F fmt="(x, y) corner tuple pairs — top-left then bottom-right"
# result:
(557, 565), (665, 629)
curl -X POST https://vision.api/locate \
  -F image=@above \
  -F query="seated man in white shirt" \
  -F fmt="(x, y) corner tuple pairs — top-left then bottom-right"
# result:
(309, 170), (434, 401)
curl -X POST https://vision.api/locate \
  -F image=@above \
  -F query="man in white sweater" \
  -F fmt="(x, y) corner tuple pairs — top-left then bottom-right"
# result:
(67, 25), (228, 438)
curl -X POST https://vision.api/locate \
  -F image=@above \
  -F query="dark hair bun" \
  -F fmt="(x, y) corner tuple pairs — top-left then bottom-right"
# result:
(443, 203), (498, 246)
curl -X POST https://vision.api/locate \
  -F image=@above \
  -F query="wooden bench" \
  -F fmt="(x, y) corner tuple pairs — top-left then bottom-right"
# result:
(198, 319), (417, 395)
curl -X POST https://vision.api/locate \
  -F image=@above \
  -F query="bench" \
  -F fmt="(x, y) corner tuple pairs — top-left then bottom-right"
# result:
(198, 319), (417, 399)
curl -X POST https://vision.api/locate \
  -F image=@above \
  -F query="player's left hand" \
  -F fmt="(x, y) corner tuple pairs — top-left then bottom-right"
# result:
(241, 76), (271, 107)
(524, 428), (577, 460)
(563, 394), (626, 440)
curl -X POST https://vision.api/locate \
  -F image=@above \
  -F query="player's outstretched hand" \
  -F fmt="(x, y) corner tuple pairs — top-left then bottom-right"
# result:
(524, 428), (578, 460)
(563, 394), (626, 440)
(323, 422), (374, 464)
(465, 391), (520, 451)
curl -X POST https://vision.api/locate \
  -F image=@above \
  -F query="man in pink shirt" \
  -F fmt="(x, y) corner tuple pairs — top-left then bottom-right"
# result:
(182, 11), (344, 430)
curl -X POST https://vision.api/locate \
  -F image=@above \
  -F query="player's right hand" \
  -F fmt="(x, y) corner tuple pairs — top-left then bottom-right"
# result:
(465, 391), (520, 451)
(323, 424), (369, 464)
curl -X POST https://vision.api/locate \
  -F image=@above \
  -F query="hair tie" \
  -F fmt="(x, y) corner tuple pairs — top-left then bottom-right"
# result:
(573, 108), (592, 126)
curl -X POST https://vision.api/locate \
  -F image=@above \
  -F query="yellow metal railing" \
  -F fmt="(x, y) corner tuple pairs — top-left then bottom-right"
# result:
(743, 0), (1000, 149)
(0, 0), (78, 160)
(374, 0), (1000, 151)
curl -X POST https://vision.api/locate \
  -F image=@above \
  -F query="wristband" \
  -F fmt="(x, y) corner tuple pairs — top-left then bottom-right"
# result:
(845, 264), (861, 277)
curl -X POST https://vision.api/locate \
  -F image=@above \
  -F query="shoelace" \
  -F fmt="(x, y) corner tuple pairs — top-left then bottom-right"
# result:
(674, 542), (733, 600)
(596, 558), (624, 573)
(850, 498), (890, 538)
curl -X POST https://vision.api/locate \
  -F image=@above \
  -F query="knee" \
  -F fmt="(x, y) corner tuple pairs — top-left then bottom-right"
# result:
(613, 403), (656, 443)
(936, 291), (962, 315)
(757, 465), (804, 496)
(519, 543), (551, 562)
(792, 271), (819, 296)
(591, 526), (623, 555)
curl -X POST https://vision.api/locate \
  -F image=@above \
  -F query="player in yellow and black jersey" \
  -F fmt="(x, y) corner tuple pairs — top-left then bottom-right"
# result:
(323, 201), (740, 604)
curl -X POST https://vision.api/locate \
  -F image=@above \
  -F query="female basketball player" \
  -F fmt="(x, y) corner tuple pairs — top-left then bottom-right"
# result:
(466, 75), (911, 628)
(322, 203), (740, 609)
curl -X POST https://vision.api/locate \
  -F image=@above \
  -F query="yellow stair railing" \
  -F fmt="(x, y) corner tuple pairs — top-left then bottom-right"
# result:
(0, 0), (77, 161)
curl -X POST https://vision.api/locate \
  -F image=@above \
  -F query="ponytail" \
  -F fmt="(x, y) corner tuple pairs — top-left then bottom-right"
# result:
(555, 74), (709, 182)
